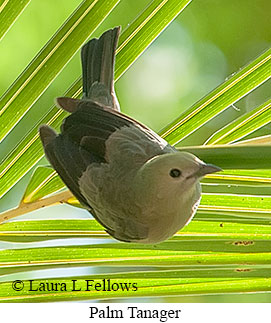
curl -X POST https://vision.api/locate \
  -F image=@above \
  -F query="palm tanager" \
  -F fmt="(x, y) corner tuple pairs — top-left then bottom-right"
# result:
(39, 27), (221, 244)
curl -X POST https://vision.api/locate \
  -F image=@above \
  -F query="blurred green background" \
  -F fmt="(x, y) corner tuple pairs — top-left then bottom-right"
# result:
(0, 0), (271, 302)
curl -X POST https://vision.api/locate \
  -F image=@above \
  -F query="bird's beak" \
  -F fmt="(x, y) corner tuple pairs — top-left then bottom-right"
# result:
(195, 163), (222, 177)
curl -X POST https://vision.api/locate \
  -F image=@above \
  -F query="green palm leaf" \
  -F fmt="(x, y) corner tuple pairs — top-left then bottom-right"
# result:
(1, 277), (270, 302)
(0, 0), (120, 142)
(160, 48), (271, 145)
(205, 99), (271, 145)
(0, 0), (31, 41)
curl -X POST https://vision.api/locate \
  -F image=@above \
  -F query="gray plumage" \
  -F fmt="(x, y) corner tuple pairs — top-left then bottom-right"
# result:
(39, 27), (221, 244)
(81, 26), (120, 110)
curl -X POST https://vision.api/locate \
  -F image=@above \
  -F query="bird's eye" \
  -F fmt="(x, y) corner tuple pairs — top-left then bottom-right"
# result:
(169, 168), (182, 178)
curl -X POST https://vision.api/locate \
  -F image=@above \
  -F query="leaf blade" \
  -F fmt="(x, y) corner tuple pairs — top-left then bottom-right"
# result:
(0, 0), (120, 141)
(0, 219), (271, 241)
(178, 144), (271, 169)
(0, 0), (31, 41)
(205, 99), (271, 145)
(160, 48), (271, 145)
(203, 169), (271, 186)
(0, 277), (271, 302)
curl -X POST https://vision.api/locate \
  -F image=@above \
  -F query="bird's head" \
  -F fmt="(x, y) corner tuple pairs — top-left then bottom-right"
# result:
(135, 152), (221, 199)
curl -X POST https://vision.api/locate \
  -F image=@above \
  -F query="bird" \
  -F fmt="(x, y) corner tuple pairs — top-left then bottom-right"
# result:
(39, 26), (221, 244)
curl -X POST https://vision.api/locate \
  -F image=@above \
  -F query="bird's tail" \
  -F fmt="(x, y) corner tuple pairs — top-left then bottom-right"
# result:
(81, 26), (121, 110)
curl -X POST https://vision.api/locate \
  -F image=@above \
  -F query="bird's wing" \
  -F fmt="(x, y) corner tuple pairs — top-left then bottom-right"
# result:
(61, 99), (173, 167)
(39, 125), (94, 209)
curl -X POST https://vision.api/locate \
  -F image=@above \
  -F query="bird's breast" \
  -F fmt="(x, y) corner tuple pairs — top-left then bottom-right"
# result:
(138, 186), (201, 244)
